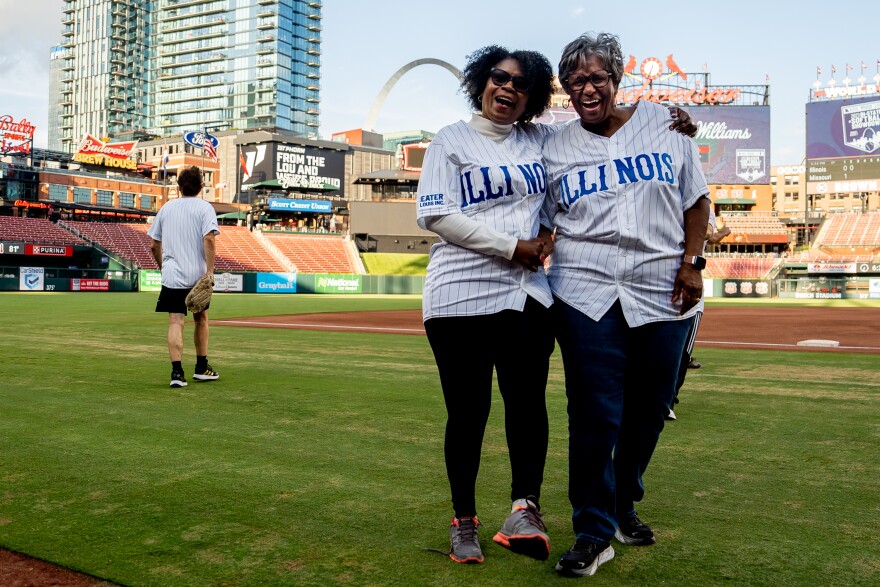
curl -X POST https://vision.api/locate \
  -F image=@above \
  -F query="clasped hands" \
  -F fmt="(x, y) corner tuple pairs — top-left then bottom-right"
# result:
(513, 234), (554, 272)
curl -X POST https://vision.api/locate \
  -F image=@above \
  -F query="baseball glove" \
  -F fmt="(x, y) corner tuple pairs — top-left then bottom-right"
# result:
(185, 274), (214, 313)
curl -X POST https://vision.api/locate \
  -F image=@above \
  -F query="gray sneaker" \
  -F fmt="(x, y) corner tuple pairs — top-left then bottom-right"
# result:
(492, 497), (550, 560)
(449, 516), (483, 564)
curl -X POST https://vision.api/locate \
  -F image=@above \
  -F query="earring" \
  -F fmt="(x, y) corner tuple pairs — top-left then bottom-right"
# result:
(562, 99), (570, 109)
(478, 96), (482, 103)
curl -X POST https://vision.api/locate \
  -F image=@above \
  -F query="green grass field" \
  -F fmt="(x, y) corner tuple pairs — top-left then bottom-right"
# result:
(361, 253), (428, 276)
(0, 293), (878, 586)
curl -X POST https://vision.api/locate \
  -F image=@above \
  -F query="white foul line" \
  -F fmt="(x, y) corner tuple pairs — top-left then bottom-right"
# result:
(696, 339), (880, 351)
(212, 322), (879, 350)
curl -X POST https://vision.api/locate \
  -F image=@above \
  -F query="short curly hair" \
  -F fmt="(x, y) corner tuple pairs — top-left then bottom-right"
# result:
(558, 32), (625, 93)
(461, 45), (554, 123)
(177, 166), (204, 197)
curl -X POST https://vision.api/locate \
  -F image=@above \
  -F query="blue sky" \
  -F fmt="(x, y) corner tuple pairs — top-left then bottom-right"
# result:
(2, 0), (876, 166)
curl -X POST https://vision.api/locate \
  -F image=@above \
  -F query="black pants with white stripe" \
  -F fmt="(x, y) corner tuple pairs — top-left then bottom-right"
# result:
(673, 311), (702, 403)
(424, 296), (554, 518)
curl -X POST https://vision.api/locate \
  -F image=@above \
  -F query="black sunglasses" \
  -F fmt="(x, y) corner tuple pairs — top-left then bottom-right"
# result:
(489, 68), (531, 93)
(566, 70), (611, 91)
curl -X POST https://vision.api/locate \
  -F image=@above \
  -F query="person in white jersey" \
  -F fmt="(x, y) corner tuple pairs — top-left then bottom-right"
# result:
(543, 33), (711, 578)
(417, 45), (558, 565)
(148, 166), (220, 388)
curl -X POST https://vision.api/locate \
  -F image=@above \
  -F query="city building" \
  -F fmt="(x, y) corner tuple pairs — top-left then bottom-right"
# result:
(52, 0), (322, 153)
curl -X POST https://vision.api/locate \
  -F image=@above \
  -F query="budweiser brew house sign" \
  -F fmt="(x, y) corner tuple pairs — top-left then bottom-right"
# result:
(73, 134), (138, 170)
(0, 115), (36, 154)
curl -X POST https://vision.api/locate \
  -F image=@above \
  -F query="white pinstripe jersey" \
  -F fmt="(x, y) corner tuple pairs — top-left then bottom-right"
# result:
(543, 100), (709, 326)
(147, 197), (219, 288)
(417, 120), (555, 320)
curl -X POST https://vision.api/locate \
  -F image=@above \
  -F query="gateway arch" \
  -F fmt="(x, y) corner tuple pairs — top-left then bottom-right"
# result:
(364, 58), (463, 131)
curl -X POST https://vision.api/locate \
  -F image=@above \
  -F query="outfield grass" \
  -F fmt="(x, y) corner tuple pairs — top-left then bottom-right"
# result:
(360, 253), (428, 275)
(0, 293), (878, 586)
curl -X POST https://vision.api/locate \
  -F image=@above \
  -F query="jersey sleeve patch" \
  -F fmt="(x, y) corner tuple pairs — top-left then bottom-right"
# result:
(419, 193), (445, 208)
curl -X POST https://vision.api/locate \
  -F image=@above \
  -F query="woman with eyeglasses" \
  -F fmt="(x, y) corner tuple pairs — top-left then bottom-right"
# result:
(417, 45), (558, 565)
(541, 32), (711, 578)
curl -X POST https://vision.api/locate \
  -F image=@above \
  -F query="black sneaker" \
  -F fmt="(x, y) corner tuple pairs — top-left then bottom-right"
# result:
(687, 358), (702, 369)
(614, 514), (656, 546)
(170, 370), (187, 387)
(555, 540), (614, 577)
(192, 364), (219, 381)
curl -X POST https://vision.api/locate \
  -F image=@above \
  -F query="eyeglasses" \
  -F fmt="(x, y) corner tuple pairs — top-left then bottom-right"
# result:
(565, 70), (611, 91)
(489, 68), (531, 93)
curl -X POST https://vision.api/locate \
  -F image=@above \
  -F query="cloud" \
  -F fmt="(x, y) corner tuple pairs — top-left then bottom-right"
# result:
(572, 6), (586, 16)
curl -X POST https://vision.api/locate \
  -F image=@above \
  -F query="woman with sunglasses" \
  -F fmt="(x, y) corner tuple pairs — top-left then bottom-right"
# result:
(541, 33), (711, 578)
(417, 45), (558, 565)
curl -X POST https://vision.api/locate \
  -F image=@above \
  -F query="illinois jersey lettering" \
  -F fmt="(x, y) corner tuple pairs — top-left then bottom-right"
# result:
(556, 152), (675, 210)
(459, 163), (546, 207)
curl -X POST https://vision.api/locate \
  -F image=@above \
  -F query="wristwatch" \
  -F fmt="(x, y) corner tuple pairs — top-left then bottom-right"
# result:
(683, 254), (706, 270)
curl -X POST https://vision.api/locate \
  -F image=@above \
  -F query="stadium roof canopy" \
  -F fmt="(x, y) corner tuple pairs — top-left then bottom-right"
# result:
(353, 169), (420, 185)
(249, 179), (337, 192)
(52, 200), (155, 217)
(713, 199), (757, 205)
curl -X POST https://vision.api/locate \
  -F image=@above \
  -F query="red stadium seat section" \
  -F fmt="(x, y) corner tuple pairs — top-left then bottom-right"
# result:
(0, 217), (87, 246)
(263, 234), (355, 274)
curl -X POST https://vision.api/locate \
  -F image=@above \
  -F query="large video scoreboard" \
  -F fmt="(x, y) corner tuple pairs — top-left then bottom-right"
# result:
(806, 96), (880, 191)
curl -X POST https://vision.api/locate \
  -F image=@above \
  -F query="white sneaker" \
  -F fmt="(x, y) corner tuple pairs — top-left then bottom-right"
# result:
(666, 408), (677, 420)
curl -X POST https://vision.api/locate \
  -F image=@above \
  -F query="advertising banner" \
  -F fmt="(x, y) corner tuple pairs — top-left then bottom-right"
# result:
(139, 270), (162, 292)
(71, 278), (110, 291)
(182, 131), (219, 149)
(870, 278), (880, 294)
(690, 106), (771, 185)
(267, 198), (332, 213)
(26, 244), (72, 257)
(807, 262), (857, 274)
(213, 272), (243, 292)
(0, 114), (36, 155)
(721, 279), (771, 298)
(807, 97), (880, 158)
(73, 134), (138, 170)
(256, 272), (297, 293)
(20, 267), (44, 291)
(241, 142), (345, 197)
(315, 274), (362, 294)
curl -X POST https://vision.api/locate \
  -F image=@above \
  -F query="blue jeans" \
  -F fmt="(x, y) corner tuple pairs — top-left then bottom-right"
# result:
(553, 298), (691, 544)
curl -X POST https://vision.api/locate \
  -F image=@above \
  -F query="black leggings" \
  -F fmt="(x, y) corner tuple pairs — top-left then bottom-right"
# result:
(424, 297), (554, 518)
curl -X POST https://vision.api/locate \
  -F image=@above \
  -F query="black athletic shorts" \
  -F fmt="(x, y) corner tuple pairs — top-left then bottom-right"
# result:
(155, 285), (208, 315)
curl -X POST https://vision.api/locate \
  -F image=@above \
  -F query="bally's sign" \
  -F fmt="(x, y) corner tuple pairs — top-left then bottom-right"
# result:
(0, 114), (36, 154)
(73, 134), (138, 170)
